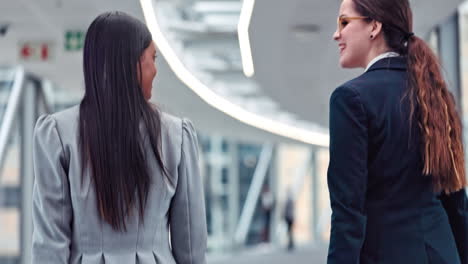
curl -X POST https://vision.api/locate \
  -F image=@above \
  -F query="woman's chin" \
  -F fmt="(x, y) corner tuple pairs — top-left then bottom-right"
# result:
(339, 58), (358, 69)
(144, 93), (152, 101)
(339, 57), (349, 68)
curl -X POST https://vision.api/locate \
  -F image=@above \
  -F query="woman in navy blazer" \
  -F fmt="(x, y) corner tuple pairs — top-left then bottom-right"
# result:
(327, 0), (468, 263)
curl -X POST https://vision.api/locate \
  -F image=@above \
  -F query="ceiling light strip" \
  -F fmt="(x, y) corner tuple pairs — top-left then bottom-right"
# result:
(139, 0), (329, 147)
(238, 0), (255, 77)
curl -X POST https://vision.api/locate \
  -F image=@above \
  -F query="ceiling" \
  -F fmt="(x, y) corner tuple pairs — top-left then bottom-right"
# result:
(0, 0), (465, 145)
(147, 0), (465, 145)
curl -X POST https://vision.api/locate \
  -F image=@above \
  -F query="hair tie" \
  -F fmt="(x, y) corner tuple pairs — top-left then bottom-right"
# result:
(405, 32), (414, 40)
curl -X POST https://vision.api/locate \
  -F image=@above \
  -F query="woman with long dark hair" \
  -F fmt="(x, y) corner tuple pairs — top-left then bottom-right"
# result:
(32, 11), (207, 263)
(328, 0), (468, 263)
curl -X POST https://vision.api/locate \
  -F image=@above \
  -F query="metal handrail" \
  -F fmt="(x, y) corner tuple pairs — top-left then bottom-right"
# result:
(0, 67), (25, 170)
(38, 79), (53, 114)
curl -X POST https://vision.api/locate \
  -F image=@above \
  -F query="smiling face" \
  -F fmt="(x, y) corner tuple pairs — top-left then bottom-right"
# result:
(332, 0), (374, 68)
(138, 41), (157, 100)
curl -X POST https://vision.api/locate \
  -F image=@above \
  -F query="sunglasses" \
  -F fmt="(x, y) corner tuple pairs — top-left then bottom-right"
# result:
(337, 16), (369, 33)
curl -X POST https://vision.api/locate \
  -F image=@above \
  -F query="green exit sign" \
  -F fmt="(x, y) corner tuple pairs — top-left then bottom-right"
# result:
(65, 31), (85, 51)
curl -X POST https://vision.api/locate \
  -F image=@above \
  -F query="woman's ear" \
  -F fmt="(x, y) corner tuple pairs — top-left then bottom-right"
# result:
(370, 20), (383, 39)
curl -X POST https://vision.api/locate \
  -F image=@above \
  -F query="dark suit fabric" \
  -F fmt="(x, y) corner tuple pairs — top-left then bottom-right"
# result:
(327, 57), (468, 264)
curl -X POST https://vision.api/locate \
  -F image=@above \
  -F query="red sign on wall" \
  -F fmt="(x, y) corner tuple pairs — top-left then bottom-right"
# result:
(19, 41), (54, 61)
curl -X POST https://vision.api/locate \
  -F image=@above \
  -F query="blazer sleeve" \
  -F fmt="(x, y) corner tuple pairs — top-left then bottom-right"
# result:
(31, 115), (72, 263)
(169, 119), (207, 264)
(439, 189), (468, 264)
(327, 86), (368, 264)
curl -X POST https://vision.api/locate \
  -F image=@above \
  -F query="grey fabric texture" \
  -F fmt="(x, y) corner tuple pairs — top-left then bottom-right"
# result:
(31, 105), (207, 264)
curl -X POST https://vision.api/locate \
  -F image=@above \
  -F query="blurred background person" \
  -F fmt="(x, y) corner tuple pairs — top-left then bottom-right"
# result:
(261, 184), (275, 243)
(284, 189), (295, 251)
(31, 11), (207, 264)
(328, 0), (468, 263)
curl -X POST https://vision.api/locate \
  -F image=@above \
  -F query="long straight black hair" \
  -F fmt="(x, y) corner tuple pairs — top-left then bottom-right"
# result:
(79, 11), (166, 231)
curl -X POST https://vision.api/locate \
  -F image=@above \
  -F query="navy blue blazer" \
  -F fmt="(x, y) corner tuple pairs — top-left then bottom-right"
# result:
(327, 57), (468, 264)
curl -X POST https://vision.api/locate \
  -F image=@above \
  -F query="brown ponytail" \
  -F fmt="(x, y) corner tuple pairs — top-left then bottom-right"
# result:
(406, 36), (466, 193)
(353, 0), (467, 193)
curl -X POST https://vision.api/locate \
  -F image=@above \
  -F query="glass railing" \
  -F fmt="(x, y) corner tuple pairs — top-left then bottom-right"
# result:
(0, 66), (52, 264)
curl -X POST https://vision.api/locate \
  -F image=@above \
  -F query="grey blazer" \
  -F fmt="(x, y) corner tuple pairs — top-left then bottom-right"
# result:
(31, 105), (207, 264)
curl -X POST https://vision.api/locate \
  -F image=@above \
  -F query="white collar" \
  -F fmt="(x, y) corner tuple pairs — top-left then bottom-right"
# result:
(365, 52), (400, 72)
